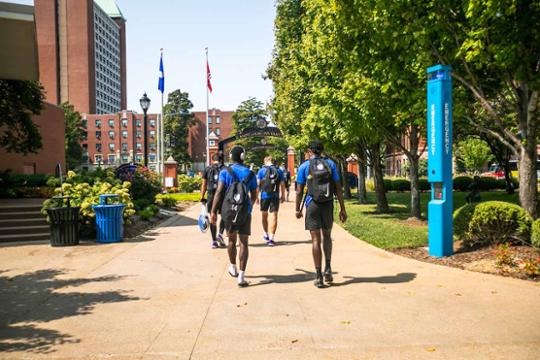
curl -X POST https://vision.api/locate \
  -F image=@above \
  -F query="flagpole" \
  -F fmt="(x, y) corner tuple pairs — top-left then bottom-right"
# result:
(205, 47), (210, 167)
(158, 48), (163, 178)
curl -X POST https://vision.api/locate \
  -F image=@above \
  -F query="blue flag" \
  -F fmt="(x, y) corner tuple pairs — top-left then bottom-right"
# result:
(158, 53), (164, 93)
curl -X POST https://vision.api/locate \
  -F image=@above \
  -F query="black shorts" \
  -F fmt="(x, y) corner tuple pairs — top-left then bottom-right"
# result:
(206, 194), (217, 213)
(305, 200), (334, 231)
(226, 215), (252, 236)
(260, 197), (280, 213)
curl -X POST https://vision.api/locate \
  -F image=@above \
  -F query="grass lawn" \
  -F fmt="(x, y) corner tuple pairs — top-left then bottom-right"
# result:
(340, 191), (520, 250)
(158, 192), (200, 202)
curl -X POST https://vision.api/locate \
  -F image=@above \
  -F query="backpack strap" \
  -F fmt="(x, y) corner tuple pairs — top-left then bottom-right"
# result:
(243, 171), (255, 185)
(225, 166), (237, 182)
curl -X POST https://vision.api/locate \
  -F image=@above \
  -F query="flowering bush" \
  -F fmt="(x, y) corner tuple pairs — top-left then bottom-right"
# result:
(41, 170), (136, 224)
(177, 174), (202, 192)
(123, 167), (162, 210)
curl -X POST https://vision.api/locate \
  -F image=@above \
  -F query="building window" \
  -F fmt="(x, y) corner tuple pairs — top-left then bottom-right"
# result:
(122, 155), (129, 163)
(122, 119), (128, 127)
(108, 154), (116, 163)
(95, 131), (101, 140)
(108, 119), (114, 127)
(208, 116), (212, 124)
(215, 128), (221, 136)
(135, 154), (142, 163)
(150, 130), (155, 138)
(95, 154), (103, 163)
(122, 143), (128, 151)
(149, 143), (156, 151)
(95, 119), (101, 128)
(82, 131), (88, 140)
(122, 130), (128, 138)
(136, 119), (141, 127)
(82, 119), (88, 128)
(136, 130), (142, 138)
(96, 143), (102, 152)
(216, 116), (221, 124)
(149, 153), (156, 162)
(108, 131), (115, 139)
(136, 143), (142, 151)
(209, 140), (215, 146)
(150, 119), (155, 127)
(109, 143), (115, 151)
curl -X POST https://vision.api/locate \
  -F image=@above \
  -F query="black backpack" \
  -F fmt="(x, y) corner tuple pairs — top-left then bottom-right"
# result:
(221, 167), (255, 225)
(307, 158), (334, 203)
(206, 164), (223, 195)
(261, 166), (279, 193)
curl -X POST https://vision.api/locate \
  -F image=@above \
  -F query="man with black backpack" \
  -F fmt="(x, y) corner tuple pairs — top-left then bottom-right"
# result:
(257, 156), (286, 246)
(200, 153), (226, 249)
(210, 146), (258, 287)
(295, 141), (347, 288)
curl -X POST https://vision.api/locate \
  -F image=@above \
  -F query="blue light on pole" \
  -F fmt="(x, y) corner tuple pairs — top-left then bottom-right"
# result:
(427, 64), (453, 257)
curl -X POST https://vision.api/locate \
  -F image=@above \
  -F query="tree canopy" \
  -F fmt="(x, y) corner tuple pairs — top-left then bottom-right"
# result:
(163, 90), (196, 165)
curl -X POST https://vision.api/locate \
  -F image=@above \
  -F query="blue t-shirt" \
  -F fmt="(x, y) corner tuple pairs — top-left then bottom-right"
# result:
(218, 164), (258, 214)
(257, 166), (284, 199)
(296, 157), (340, 207)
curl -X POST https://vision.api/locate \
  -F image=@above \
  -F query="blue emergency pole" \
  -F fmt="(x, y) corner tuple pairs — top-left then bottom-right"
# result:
(427, 64), (453, 257)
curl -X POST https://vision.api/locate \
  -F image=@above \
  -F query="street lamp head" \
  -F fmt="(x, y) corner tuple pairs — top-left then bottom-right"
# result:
(139, 93), (151, 112)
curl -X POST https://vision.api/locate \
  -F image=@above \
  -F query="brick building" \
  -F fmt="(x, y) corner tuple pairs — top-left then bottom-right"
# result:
(81, 111), (160, 171)
(0, 103), (66, 175)
(34, 0), (126, 114)
(189, 109), (235, 171)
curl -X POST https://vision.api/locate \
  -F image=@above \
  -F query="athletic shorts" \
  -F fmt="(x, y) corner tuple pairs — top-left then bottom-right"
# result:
(226, 215), (252, 236)
(206, 194), (222, 214)
(305, 200), (334, 231)
(260, 197), (280, 213)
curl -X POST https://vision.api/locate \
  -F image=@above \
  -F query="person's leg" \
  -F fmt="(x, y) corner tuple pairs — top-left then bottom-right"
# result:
(207, 198), (218, 247)
(227, 231), (238, 277)
(268, 205), (278, 244)
(322, 229), (333, 282)
(262, 211), (269, 235)
(310, 229), (324, 287)
(237, 216), (251, 287)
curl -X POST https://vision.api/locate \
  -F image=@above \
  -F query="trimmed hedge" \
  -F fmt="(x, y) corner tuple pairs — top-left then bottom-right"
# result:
(456, 201), (532, 247)
(531, 219), (540, 249)
(379, 176), (515, 193)
(453, 176), (473, 191)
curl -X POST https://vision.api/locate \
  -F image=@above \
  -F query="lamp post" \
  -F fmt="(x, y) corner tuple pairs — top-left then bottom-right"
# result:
(139, 93), (151, 167)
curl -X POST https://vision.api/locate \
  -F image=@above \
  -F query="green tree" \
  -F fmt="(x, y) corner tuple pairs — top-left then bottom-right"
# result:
(61, 102), (85, 170)
(0, 80), (44, 154)
(163, 90), (196, 166)
(456, 138), (493, 174)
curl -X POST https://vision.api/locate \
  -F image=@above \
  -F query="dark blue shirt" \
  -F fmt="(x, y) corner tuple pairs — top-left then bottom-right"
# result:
(218, 164), (258, 214)
(296, 157), (340, 207)
(257, 166), (284, 199)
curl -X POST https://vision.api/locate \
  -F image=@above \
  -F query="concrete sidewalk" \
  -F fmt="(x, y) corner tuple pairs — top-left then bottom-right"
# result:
(0, 201), (539, 359)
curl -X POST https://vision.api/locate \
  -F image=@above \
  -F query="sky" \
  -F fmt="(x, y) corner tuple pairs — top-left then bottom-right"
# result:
(7, 0), (277, 112)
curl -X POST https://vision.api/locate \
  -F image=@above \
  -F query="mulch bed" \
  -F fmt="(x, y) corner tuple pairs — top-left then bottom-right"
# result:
(391, 242), (540, 282)
(124, 202), (195, 239)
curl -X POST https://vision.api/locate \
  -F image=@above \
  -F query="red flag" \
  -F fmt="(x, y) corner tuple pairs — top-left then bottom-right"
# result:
(207, 60), (213, 93)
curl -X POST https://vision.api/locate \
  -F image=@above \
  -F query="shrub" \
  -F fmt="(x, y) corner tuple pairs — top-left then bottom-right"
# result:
(392, 179), (411, 192)
(477, 176), (499, 191)
(155, 195), (177, 209)
(138, 204), (160, 220)
(453, 203), (477, 239)
(453, 176), (473, 191)
(177, 174), (202, 193)
(464, 201), (532, 247)
(129, 167), (161, 210)
(531, 219), (540, 248)
(41, 170), (136, 225)
(418, 178), (430, 191)
(383, 179), (393, 191)
(0, 171), (52, 198)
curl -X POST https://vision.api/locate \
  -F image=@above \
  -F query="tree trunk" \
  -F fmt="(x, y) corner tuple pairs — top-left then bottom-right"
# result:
(519, 146), (538, 218)
(371, 144), (390, 213)
(407, 155), (421, 219)
(357, 148), (368, 204)
(502, 158), (515, 195)
(341, 159), (352, 199)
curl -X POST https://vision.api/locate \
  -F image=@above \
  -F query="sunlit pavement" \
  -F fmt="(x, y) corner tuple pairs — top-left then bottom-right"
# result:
(1, 201), (539, 359)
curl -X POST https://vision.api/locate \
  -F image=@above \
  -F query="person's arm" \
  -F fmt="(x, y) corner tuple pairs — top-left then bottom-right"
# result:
(295, 183), (305, 218)
(334, 180), (347, 223)
(280, 181), (286, 202)
(200, 179), (207, 202)
(210, 182), (225, 224)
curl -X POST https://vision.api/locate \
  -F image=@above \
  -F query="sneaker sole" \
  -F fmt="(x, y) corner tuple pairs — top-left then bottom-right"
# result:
(238, 281), (249, 287)
(228, 270), (239, 278)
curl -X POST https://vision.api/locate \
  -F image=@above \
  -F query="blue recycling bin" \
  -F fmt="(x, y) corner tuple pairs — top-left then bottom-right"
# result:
(93, 194), (126, 243)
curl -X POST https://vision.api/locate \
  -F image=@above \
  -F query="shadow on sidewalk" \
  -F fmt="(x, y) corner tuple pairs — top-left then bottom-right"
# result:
(249, 239), (312, 248)
(0, 269), (142, 354)
(247, 269), (416, 287)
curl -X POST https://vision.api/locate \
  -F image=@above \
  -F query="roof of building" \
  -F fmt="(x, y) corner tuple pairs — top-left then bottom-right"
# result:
(94, 0), (125, 20)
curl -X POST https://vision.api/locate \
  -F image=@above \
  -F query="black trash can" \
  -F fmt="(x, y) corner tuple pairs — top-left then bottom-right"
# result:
(46, 204), (80, 247)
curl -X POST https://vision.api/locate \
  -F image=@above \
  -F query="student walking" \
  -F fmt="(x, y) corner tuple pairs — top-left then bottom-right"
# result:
(295, 141), (347, 288)
(200, 153), (226, 249)
(257, 156), (286, 246)
(210, 146), (258, 287)
(281, 164), (292, 202)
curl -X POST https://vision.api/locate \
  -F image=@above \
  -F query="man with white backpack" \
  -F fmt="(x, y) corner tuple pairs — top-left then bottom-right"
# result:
(210, 146), (258, 287)
(200, 153), (226, 249)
